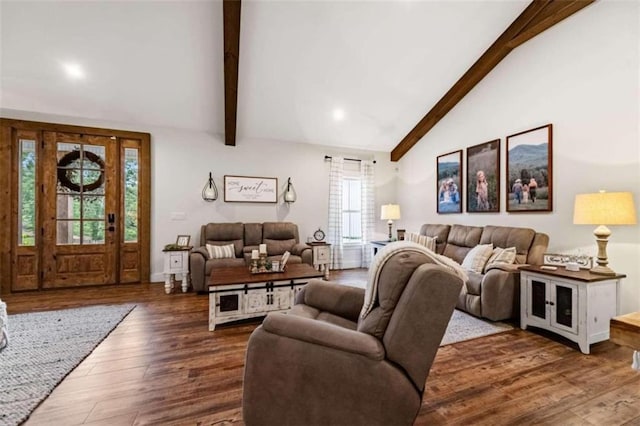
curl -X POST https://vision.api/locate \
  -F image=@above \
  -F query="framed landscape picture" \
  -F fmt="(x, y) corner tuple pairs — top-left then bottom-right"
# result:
(436, 150), (462, 214)
(506, 124), (553, 212)
(466, 139), (500, 213)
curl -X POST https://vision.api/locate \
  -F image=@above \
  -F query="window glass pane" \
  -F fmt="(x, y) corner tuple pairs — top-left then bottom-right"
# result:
(83, 196), (105, 219)
(124, 148), (139, 243)
(349, 180), (361, 210)
(82, 145), (105, 169)
(57, 220), (81, 245)
(82, 169), (105, 194)
(83, 221), (105, 244)
(57, 142), (81, 164)
(56, 194), (81, 219)
(18, 139), (37, 246)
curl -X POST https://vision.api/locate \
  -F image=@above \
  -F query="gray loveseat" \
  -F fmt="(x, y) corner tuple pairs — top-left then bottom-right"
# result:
(189, 222), (313, 292)
(418, 224), (549, 321)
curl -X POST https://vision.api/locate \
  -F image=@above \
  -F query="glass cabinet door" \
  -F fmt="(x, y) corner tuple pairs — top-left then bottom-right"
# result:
(530, 279), (547, 320)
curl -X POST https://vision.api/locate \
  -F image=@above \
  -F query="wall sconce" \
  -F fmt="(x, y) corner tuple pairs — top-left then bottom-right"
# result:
(283, 177), (297, 204)
(202, 172), (218, 202)
(573, 190), (637, 275)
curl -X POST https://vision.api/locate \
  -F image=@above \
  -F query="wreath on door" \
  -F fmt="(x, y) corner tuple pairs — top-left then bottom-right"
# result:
(57, 150), (105, 192)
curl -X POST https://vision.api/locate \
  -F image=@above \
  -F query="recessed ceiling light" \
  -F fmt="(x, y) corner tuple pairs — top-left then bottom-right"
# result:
(332, 108), (345, 122)
(62, 62), (85, 80)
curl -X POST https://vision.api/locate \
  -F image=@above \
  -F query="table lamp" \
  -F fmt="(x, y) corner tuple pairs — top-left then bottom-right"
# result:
(381, 204), (401, 241)
(573, 191), (637, 275)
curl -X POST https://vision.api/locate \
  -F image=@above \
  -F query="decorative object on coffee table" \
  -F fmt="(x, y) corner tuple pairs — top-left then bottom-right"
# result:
(380, 204), (401, 241)
(573, 191), (637, 275)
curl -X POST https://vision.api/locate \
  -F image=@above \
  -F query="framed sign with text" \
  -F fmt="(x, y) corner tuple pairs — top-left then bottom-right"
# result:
(224, 175), (278, 203)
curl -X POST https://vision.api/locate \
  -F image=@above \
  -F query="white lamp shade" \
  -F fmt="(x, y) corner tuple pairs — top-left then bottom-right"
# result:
(573, 191), (637, 225)
(381, 204), (401, 221)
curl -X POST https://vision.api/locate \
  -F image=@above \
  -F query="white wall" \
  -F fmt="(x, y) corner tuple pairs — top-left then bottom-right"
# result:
(0, 108), (398, 281)
(396, 2), (640, 313)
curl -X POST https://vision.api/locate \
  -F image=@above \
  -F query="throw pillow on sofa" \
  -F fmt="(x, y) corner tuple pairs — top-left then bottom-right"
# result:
(407, 232), (436, 252)
(484, 246), (517, 272)
(206, 243), (235, 259)
(461, 243), (493, 274)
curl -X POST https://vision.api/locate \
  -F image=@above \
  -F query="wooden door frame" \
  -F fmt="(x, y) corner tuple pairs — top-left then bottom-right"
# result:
(0, 118), (151, 293)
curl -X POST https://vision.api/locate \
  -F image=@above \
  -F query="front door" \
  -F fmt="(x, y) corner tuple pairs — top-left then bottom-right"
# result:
(0, 118), (151, 293)
(41, 132), (118, 287)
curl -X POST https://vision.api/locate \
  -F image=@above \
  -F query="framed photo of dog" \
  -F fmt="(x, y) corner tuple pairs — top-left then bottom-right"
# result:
(506, 124), (553, 212)
(466, 139), (500, 213)
(436, 150), (462, 214)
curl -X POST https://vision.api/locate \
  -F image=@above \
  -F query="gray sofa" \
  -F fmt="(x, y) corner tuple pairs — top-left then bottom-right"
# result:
(189, 222), (313, 292)
(419, 224), (549, 321)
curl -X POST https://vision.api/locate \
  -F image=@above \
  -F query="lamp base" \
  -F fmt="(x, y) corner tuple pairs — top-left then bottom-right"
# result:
(589, 265), (617, 276)
(387, 221), (393, 241)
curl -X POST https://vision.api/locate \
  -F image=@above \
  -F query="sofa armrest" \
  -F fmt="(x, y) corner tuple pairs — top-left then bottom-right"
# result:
(480, 268), (520, 321)
(296, 279), (365, 322)
(192, 247), (209, 259)
(189, 248), (209, 293)
(262, 313), (384, 360)
(291, 242), (311, 256)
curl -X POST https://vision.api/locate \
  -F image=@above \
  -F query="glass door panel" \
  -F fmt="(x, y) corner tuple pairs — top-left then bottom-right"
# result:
(18, 139), (37, 246)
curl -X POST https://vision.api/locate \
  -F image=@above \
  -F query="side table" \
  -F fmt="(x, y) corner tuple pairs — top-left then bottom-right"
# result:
(371, 240), (391, 256)
(162, 247), (192, 294)
(520, 265), (625, 354)
(310, 242), (331, 280)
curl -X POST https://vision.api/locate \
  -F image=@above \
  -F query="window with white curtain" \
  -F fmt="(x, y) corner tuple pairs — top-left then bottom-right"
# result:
(342, 177), (362, 243)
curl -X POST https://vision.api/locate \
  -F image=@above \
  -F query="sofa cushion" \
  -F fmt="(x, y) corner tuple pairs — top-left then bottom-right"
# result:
(461, 244), (493, 274)
(443, 225), (483, 263)
(264, 239), (296, 255)
(206, 239), (243, 258)
(206, 243), (235, 259)
(418, 224), (451, 254)
(407, 232), (436, 251)
(484, 246), (517, 272)
(244, 223), (263, 246)
(480, 225), (535, 264)
(464, 271), (484, 296)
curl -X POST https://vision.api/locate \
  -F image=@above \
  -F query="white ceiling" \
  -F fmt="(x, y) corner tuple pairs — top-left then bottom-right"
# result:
(0, 0), (528, 152)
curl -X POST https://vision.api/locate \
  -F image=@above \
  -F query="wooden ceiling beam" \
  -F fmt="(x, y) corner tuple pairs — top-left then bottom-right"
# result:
(507, 1), (595, 49)
(223, 0), (241, 146)
(390, 0), (595, 162)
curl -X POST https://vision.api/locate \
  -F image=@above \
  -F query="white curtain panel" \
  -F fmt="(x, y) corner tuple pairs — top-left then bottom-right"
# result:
(360, 160), (375, 268)
(327, 157), (344, 269)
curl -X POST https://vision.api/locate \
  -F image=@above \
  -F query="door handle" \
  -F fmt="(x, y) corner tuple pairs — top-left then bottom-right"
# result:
(108, 213), (115, 224)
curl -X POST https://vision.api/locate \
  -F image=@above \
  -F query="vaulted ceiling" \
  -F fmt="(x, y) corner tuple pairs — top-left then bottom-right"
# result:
(0, 1), (589, 156)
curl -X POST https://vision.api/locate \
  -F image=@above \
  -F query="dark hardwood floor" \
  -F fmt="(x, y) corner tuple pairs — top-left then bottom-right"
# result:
(3, 269), (639, 425)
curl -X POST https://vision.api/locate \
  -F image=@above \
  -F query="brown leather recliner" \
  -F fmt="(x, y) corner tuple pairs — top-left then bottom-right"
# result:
(242, 248), (463, 426)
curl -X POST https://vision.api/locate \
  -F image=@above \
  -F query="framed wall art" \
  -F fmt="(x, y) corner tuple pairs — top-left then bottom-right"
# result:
(224, 175), (278, 203)
(506, 124), (552, 212)
(436, 150), (462, 214)
(466, 139), (500, 213)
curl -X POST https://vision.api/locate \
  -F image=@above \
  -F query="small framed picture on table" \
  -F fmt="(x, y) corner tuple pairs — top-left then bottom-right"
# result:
(176, 235), (191, 248)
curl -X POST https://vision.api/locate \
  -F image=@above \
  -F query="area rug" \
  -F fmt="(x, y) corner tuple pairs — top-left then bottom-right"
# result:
(0, 304), (135, 426)
(440, 309), (512, 346)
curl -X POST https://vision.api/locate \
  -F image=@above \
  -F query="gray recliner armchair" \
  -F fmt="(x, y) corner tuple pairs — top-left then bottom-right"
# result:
(242, 248), (463, 426)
